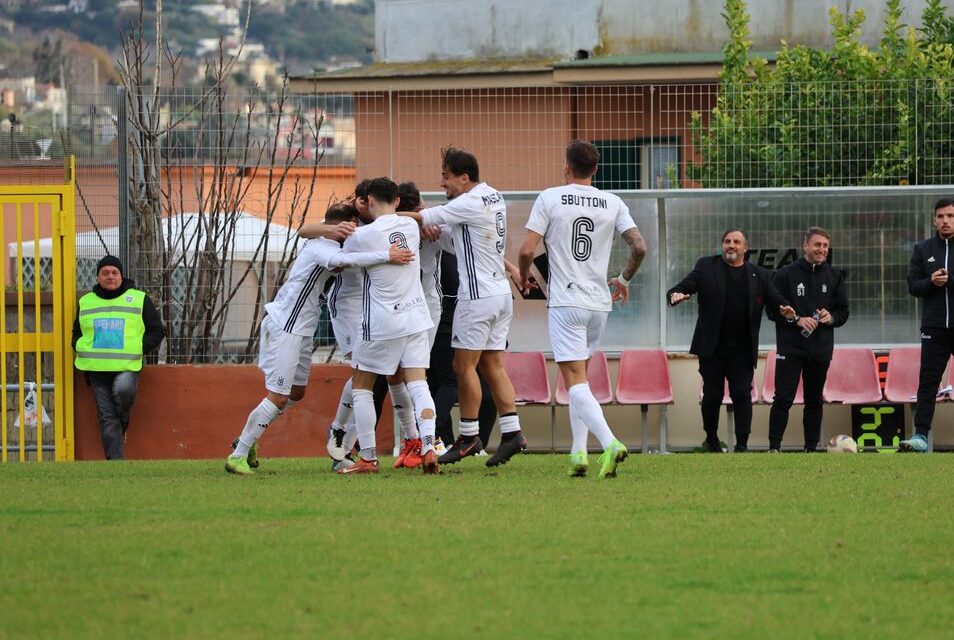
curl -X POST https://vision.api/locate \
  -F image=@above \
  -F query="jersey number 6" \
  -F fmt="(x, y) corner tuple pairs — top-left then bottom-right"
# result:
(572, 217), (594, 261)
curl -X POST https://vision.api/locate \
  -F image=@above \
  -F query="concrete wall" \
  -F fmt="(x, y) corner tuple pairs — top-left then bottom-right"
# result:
(72, 358), (954, 460)
(375, 0), (932, 62)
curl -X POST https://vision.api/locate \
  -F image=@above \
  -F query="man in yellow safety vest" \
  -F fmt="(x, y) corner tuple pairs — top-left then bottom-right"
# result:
(72, 255), (164, 459)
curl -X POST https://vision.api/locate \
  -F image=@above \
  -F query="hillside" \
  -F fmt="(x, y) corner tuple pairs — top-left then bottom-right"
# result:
(0, 0), (374, 74)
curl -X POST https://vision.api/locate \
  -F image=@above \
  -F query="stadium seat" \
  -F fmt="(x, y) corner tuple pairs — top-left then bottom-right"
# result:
(884, 347), (947, 452)
(698, 379), (759, 453)
(760, 349), (805, 404)
(503, 351), (552, 405)
(822, 348), (882, 404)
(554, 351), (613, 404)
(615, 350), (673, 453)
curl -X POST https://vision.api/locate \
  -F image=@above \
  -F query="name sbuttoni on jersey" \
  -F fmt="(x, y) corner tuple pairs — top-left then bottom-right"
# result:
(343, 214), (433, 341)
(265, 237), (392, 337)
(526, 183), (637, 312)
(420, 182), (510, 301)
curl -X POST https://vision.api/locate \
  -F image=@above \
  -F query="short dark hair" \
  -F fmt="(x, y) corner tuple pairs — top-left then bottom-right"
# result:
(366, 177), (399, 203)
(566, 140), (599, 178)
(721, 227), (747, 244)
(324, 202), (359, 224)
(441, 146), (479, 182)
(353, 178), (372, 199)
(803, 226), (831, 243)
(396, 181), (421, 212)
(935, 198), (954, 214)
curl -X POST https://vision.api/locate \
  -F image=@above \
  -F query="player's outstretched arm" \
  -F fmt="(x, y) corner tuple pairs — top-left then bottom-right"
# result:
(328, 246), (413, 270)
(298, 221), (356, 241)
(609, 228), (648, 305)
(517, 232), (542, 295)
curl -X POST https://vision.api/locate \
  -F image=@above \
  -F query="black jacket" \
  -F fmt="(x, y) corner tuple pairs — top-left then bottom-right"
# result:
(768, 258), (849, 360)
(71, 278), (165, 354)
(908, 234), (954, 330)
(666, 255), (789, 366)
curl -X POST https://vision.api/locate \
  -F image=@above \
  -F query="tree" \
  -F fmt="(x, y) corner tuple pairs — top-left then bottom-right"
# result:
(32, 37), (67, 84)
(688, 0), (954, 187)
(115, 1), (327, 363)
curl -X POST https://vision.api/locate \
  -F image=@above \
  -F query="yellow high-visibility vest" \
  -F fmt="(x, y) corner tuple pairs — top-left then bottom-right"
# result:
(74, 289), (146, 372)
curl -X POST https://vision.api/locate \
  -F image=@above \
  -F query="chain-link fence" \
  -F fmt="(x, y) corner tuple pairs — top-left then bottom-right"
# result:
(1, 80), (951, 362)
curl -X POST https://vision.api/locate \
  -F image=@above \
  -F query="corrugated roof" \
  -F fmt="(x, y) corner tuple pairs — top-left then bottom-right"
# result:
(301, 58), (559, 81)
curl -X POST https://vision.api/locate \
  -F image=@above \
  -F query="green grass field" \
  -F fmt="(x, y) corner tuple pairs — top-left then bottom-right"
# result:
(2, 453), (952, 639)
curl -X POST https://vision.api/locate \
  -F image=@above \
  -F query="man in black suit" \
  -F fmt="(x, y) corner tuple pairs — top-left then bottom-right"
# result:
(667, 229), (795, 452)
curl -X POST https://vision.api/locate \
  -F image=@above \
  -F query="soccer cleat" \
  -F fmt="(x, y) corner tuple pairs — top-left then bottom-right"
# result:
(225, 455), (254, 476)
(332, 454), (355, 472)
(699, 438), (727, 453)
(768, 448), (781, 454)
(597, 439), (628, 479)
(898, 433), (929, 453)
(486, 432), (527, 467)
(421, 450), (439, 475)
(327, 427), (347, 462)
(433, 437), (447, 457)
(230, 437), (260, 469)
(568, 451), (588, 477)
(438, 435), (484, 465)
(336, 457), (380, 474)
(394, 438), (423, 469)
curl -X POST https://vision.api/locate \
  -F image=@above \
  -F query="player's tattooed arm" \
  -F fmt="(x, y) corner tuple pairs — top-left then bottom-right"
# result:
(517, 231), (543, 295)
(609, 228), (648, 305)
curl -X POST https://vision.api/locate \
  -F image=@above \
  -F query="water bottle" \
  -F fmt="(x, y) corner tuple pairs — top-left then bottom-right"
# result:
(800, 312), (821, 338)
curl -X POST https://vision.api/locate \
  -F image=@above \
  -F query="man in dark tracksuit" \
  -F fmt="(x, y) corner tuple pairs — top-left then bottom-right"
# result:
(767, 228), (849, 452)
(667, 229), (795, 452)
(901, 197), (954, 453)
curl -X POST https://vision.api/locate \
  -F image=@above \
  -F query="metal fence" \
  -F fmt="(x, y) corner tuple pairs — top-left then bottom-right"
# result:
(0, 80), (950, 362)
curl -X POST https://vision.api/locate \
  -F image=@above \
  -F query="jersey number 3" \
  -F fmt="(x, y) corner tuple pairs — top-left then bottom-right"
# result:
(389, 232), (409, 251)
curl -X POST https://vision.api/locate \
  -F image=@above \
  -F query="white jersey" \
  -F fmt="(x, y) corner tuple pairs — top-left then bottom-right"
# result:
(265, 237), (391, 337)
(419, 226), (454, 318)
(325, 266), (361, 323)
(420, 182), (510, 301)
(526, 183), (637, 312)
(344, 214), (433, 341)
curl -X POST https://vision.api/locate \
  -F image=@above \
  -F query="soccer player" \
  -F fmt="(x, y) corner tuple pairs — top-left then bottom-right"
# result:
(336, 177), (440, 475)
(400, 147), (528, 467)
(518, 140), (647, 478)
(225, 204), (414, 475)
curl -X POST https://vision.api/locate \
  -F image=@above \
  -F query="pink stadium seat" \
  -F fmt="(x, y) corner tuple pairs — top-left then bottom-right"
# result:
(883, 347), (923, 403)
(503, 351), (551, 405)
(616, 350), (674, 453)
(555, 351), (613, 405)
(822, 348), (883, 404)
(761, 349), (805, 404)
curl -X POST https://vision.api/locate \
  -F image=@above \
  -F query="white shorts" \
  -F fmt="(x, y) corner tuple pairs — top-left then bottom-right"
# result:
(548, 306), (608, 363)
(352, 330), (432, 376)
(258, 316), (313, 395)
(330, 315), (360, 357)
(452, 295), (512, 351)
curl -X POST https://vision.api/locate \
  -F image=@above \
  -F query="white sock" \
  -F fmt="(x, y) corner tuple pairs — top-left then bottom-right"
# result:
(568, 383), (615, 449)
(343, 418), (357, 452)
(233, 398), (281, 457)
(332, 379), (354, 431)
(459, 419), (479, 437)
(389, 382), (419, 440)
(568, 405), (588, 455)
(406, 380), (436, 454)
(352, 388), (377, 460)
(498, 413), (521, 434)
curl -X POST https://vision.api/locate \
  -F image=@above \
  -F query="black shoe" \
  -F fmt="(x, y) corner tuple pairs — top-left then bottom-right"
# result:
(701, 438), (726, 453)
(734, 445), (748, 453)
(438, 436), (484, 464)
(486, 432), (527, 467)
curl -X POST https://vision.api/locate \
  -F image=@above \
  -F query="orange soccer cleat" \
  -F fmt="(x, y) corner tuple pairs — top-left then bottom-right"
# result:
(336, 457), (380, 475)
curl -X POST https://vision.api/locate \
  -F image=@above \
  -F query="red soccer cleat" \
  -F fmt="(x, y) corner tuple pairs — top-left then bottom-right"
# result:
(336, 457), (380, 475)
(421, 450), (439, 475)
(403, 439), (423, 468)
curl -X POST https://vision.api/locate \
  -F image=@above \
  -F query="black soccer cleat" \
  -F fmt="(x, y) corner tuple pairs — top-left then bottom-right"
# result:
(486, 432), (527, 467)
(437, 436), (484, 465)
